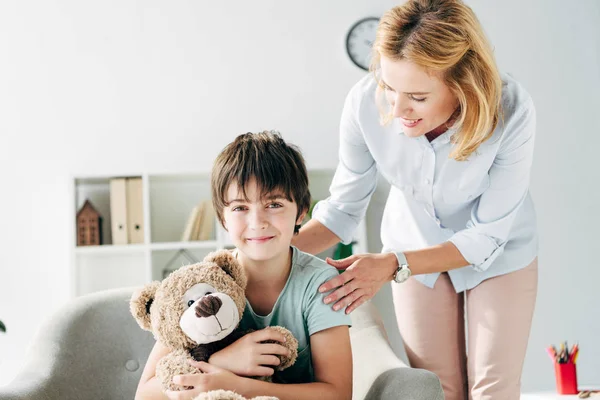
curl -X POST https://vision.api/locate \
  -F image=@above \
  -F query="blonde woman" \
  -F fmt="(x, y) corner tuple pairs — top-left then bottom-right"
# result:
(293, 0), (537, 399)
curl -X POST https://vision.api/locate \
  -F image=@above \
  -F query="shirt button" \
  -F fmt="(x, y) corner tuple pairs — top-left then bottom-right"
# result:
(425, 179), (431, 185)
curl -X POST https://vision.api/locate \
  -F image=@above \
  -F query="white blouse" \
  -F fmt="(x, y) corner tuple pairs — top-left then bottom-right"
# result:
(312, 73), (538, 292)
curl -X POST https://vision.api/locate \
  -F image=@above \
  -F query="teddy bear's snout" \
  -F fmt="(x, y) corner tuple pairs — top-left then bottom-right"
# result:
(195, 295), (223, 318)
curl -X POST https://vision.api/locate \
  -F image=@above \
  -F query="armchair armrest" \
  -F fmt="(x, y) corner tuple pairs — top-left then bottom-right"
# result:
(349, 300), (408, 400)
(349, 300), (443, 400)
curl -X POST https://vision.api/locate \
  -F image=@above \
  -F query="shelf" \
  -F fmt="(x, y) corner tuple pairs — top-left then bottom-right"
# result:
(74, 240), (221, 255)
(75, 243), (146, 255)
(150, 241), (219, 251)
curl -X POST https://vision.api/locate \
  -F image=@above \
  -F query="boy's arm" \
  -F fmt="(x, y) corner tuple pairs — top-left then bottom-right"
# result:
(226, 325), (352, 400)
(134, 341), (170, 400)
(307, 325), (353, 399)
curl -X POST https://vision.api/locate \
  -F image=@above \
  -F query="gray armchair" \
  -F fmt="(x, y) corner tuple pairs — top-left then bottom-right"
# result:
(0, 288), (443, 400)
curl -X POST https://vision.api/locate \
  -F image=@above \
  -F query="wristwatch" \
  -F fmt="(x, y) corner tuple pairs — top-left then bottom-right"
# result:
(392, 251), (411, 284)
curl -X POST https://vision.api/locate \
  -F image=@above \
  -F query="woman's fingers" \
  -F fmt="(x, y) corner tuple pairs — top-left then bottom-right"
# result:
(345, 295), (369, 314)
(332, 288), (365, 312)
(319, 269), (354, 293)
(326, 255), (358, 270)
(323, 280), (355, 305)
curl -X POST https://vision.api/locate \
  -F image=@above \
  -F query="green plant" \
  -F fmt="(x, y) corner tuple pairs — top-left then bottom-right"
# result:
(0, 320), (5, 333)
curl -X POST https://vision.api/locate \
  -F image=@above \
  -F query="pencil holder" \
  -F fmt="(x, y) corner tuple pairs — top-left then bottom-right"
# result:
(554, 362), (578, 394)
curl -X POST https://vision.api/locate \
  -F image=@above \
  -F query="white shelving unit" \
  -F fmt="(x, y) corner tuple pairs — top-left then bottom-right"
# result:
(71, 169), (367, 297)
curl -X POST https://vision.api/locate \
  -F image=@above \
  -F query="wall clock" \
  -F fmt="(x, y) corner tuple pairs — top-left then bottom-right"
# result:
(346, 17), (380, 71)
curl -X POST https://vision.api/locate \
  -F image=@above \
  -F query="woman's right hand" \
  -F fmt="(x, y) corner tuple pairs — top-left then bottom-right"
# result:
(208, 328), (291, 377)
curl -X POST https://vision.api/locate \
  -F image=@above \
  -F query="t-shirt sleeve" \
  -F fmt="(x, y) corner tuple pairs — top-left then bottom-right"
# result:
(303, 266), (352, 336)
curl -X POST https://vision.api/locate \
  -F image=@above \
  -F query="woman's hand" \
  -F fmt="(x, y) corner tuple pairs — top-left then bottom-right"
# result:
(208, 328), (291, 377)
(165, 362), (238, 400)
(319, 253), (398, 314)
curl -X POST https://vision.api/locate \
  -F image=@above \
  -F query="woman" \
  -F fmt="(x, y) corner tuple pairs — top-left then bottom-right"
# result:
(293, 0), (538, 399)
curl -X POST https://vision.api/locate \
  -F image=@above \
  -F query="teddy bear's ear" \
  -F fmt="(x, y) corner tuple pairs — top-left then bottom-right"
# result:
(204, 250), (247, 290)
(130, 281), (160, 331)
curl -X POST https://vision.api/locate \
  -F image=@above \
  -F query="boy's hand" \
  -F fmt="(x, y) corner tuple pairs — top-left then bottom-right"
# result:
(165, 362), (238, 399)
(208, 328), (291, 377)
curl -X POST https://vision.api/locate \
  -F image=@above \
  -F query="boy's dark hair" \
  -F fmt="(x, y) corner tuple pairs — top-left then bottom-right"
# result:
(211, 130), (311, 234)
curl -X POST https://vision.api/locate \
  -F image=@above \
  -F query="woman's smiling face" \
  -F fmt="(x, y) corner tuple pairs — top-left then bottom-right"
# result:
(380, 56), (459, 138)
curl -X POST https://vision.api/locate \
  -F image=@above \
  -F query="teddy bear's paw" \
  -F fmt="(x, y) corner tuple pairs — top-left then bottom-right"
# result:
(157, 349), (199, 391)
(192, 389), (250, 400)
(263, 326), (298, 370)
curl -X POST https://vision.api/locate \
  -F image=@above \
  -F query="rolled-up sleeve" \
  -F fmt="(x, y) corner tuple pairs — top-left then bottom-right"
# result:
(449, 98), (536, 272)
(311, 88), (378, 244)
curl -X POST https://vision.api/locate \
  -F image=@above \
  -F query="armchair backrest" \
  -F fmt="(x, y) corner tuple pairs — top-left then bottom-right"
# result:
(6, 288), (154, 400)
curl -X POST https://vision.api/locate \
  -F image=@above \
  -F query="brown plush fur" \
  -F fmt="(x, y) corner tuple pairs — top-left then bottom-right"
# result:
(194, 390), (278, 400)
(130, 281), (160, 331)
(130, 250), (298, 400)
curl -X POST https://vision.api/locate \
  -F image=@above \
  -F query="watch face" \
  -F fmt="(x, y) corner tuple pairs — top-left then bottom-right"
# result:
(345, 17), (380, 71)
(395, 267), (411, 283)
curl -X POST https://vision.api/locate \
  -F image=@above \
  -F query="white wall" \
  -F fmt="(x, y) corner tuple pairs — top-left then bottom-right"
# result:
(0, 0), (598, 392)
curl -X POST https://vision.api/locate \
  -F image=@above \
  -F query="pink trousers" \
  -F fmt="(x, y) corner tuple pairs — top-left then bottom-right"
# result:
(392, 259), (538, 400)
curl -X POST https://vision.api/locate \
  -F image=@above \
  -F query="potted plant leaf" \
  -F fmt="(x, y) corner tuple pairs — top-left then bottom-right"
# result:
(0, 320), (5, 333)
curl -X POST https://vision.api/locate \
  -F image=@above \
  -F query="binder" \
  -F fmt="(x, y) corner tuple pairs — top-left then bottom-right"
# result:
(126, 177), (144, 244)
(109, 178), (129, 245)
(197, 201), (215, 241)
(181, 205), (200, 241)
(190, 202), (205, 241)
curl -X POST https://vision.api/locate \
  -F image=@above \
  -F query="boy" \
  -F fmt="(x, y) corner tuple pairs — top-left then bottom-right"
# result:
(135, 131), (352, 400)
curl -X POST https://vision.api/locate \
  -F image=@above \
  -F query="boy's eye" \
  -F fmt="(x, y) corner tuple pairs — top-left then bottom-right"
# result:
(232, 206), (247, 212)
(267, 202), (283, 209)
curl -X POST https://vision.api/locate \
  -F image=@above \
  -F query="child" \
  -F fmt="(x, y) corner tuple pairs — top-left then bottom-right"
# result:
(135, 131), (352, 400)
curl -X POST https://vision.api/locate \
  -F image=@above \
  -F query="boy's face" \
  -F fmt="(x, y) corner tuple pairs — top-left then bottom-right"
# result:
(222, 178), (306, 262)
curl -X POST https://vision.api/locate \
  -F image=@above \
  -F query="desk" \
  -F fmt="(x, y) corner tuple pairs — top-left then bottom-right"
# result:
(521, 393), (579, 399)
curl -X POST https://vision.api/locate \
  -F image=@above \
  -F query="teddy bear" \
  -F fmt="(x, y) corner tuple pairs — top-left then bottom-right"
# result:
(130, 250), (298, 400)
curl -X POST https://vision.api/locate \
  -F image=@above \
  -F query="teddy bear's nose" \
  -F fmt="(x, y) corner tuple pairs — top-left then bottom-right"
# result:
(195, 295), (223, 318)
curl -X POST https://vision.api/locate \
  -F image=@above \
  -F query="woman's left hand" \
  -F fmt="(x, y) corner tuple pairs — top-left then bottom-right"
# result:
(319, 253), (398, 314)
(165, 361), (239, 400)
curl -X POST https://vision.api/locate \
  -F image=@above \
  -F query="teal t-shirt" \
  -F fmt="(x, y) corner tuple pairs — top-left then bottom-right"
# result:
(238, 246), (352, 384)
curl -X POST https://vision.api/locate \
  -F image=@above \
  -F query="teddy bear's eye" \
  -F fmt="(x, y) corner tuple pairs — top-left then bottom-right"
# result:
(187, 300), (195, 307)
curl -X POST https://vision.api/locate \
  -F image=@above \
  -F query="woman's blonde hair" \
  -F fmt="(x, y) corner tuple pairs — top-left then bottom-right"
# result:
(371, 0), (502, 161)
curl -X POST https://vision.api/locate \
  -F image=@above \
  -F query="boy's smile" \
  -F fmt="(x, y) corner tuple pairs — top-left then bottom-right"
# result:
(246, 236), (275, 243)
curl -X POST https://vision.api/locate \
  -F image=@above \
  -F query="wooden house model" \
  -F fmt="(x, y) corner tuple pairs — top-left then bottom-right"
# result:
(77, 200), (103, 246)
